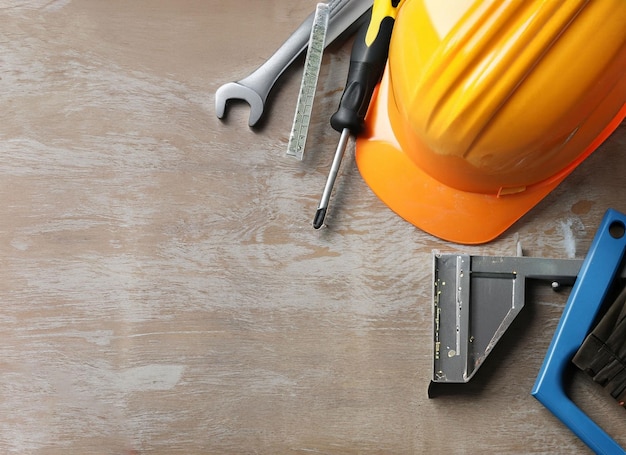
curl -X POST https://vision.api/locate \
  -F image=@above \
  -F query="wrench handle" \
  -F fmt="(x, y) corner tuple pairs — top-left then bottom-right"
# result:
(237, 0), (373, 105)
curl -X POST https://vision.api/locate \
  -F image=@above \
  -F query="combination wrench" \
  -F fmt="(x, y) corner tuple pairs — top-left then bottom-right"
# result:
(215, 0), (372, 127)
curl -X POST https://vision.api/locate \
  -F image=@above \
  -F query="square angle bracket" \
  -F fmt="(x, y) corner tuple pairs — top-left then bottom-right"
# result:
(532, 208), (626, 455)
(430, 253), (582, 387)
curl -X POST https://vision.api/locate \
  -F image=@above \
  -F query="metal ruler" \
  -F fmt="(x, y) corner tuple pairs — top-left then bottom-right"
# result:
(286, 3), (330, 160)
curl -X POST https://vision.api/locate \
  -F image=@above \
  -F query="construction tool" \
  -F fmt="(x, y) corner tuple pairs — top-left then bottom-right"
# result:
(286, 3), (330, 160)
(429, 218), (626, 390)
(430, 253), (582, 387)
(215, 0), (372, 127)
(313, 0), (402, 229)
(533, 209), (626, 454)
(427, 209), (626, 453)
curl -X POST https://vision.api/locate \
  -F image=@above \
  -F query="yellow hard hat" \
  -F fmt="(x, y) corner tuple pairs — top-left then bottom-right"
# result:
(356, 0), (626, 244)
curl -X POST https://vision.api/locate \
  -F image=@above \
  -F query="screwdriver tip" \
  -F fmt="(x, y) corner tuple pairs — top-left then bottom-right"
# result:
(313, 208), (327, 229)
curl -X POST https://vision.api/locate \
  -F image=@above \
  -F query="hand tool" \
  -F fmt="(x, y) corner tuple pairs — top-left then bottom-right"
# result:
(426, 209), (626, 453)
(429, 221), (626, 391)
(286, 3), (330, 160)
(313, 0), (402, 229)
(430, 253), (582, 388)
(533, 209), (626, 454)
(215, 0), (372, 128)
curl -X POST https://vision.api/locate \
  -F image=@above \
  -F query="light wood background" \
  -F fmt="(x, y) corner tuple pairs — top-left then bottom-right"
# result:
(1, 1), (624, 454)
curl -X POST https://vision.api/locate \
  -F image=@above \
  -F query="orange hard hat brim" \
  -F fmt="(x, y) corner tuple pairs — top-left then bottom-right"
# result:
(355, 68), (626, 245)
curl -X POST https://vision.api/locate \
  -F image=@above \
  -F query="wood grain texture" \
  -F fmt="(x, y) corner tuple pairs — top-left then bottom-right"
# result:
(0, 1), (624, 453)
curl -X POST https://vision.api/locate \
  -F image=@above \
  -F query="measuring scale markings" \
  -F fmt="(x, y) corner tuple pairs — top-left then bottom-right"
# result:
(287, 3), (330, 160)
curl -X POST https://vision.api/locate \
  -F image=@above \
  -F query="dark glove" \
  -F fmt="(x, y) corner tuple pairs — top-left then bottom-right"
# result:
(573, 283), (626, 407)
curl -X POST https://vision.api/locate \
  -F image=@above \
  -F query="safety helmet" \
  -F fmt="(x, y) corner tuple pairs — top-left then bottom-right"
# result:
(356, 0), (626, 244)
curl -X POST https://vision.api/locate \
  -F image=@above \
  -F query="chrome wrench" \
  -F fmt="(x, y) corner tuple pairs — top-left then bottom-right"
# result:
(215, 0), (372, 127)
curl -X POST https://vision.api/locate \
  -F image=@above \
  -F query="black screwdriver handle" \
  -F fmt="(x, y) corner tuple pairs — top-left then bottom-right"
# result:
(330, 1), (400, 135)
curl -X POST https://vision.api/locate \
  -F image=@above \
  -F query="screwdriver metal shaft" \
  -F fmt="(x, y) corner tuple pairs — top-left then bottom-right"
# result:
(312, 0), (401, 229)
(313, 128), (351, 229)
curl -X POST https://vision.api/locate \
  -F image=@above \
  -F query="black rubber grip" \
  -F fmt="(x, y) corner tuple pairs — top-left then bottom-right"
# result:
(330, 11), (396, 135)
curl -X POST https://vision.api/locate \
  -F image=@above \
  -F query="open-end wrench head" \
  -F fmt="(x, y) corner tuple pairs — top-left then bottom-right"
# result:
(215, 82), (264, 127)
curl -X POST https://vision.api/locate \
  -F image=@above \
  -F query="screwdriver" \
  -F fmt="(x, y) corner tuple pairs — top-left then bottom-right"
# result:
(313, 0), (403, 229)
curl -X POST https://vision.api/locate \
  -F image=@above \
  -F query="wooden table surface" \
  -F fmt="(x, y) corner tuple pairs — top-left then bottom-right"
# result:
(1, 1), (624, 453)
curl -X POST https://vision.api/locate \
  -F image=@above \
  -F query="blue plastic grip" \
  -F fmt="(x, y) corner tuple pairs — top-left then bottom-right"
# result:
(532, 209), (626, 455)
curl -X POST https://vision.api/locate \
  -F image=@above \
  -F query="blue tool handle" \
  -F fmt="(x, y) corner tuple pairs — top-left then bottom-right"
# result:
(532, 209), (626, 455)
